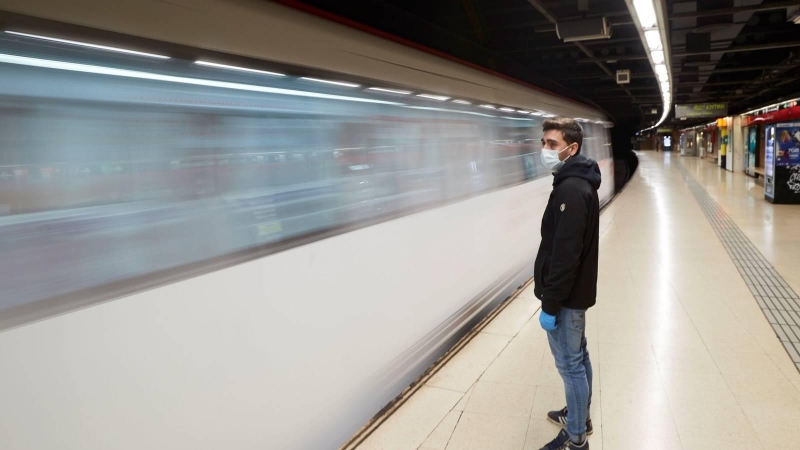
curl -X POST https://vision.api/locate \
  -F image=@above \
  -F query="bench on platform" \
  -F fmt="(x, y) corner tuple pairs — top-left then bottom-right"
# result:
(753, 167), (766, 186)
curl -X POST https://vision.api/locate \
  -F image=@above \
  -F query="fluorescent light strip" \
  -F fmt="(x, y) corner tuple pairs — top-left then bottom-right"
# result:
(0, 53), (402, 106)
(403, 105), (495, 118)
(644, 30), (662, 51)
(651, 50), (665, 65)
(633, 0), (658, 29)
(195, 61), (285, 77)
(6, 31), (170, 59)
(517, 110), (531, 114)
(300, 77), (360, 88)
(417, 94), (450, 101)
(529, 111), (544, 116)
(367, 87), (412, 95)
(501, 116), (533, 121)
(499, 107), (515, 112)
(452, 99), (471, 104)
(630, 0), (672, 131)
(479, 104), (496, 109)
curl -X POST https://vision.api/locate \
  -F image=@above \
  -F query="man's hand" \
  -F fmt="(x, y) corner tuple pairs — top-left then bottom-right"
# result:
(539, 311), (557, 331)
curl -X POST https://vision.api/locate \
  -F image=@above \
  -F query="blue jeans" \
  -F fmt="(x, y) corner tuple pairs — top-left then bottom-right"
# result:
(547, 307), (593, 442)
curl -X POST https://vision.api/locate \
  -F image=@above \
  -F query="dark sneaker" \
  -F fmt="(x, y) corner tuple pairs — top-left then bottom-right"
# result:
(547, 407), (593, 435)
(539, 429), (589, 450)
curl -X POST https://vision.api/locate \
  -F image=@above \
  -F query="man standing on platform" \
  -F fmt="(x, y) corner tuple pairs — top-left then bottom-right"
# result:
(533, 117), (601, 450)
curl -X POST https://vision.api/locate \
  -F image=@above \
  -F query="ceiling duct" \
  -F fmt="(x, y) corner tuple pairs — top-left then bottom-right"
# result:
(556, 17), (612, 42)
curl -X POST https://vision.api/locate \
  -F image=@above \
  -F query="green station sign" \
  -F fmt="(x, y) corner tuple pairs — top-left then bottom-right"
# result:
(675, 103), (728, 119)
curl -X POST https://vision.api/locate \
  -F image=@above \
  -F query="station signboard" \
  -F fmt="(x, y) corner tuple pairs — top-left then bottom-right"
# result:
(675, 103), (727, 119)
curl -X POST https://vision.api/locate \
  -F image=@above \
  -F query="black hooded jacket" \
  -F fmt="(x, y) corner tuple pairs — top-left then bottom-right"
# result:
(533, 155), (601, 315)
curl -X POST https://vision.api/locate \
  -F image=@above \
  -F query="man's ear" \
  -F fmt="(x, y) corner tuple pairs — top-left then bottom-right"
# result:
(569, 143), (579, 156)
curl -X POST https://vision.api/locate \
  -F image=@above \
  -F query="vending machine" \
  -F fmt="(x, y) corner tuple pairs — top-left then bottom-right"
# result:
(764, 122), (800, 204)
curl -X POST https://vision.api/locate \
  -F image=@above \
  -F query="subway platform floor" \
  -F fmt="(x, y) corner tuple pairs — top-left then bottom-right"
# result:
(354, 152), (800, 450)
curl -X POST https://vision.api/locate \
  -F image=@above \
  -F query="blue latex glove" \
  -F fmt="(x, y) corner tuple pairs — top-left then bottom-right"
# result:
(539, 311), (557, 331)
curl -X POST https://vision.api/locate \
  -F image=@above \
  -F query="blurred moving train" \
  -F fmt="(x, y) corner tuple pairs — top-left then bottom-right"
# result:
(0, 1), (614, 449)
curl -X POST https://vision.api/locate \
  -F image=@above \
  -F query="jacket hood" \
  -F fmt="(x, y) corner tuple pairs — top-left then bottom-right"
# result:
(553, 154), (601, 190)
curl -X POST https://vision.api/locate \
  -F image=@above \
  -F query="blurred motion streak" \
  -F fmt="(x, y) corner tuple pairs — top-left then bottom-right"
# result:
(0, 38), (612, 325)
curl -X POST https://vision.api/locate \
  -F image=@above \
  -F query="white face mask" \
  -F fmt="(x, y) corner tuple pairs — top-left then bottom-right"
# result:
(540, 145), (572, 172)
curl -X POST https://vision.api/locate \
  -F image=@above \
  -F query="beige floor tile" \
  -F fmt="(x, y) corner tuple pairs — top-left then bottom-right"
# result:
(710, 351), (783, 379)
(504, 333), (551, 356)
(464, 381), (536, 418)
(358, 386), (463, 450)
(445, 412), (528, 450)
(537, 358), (569, 388)
(530, 384), (564, 416)
(482, 297), (541, 337)
(517, 317), (549, 342)
(669, 400), (760, 445)
(648, 324), (708, 350)
(601, 387), (674, 434)
(601, 433), (683, 450)
(741, 405), (800, 447)
(602, 399), (683, 450)
(597, 322), (652, 346)
(652, 345), (720, 374)
(599, 364), (663, 394)
(480, 339), (546, 386)
(598, 341), (658, 368)
(420, 410), (461, 450)
(660, 370), (737, 406)
(680, 435), (763, 450)
(452, 385), (474, 412)
(722, 372), (800, 410)
(701, 330), (764, 356)
(427, 333), (510, 392)
(768, 352), (800, 394)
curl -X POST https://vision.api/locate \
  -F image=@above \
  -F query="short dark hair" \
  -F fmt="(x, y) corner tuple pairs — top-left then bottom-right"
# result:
(543, 117), (583, 154)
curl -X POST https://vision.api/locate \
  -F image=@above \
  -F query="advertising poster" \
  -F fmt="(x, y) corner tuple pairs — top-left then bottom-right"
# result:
(748, 127), (757, 175)
(775, 123), (800, 203)
(765, 126), (775, 199)
(776, 123), (800, 166)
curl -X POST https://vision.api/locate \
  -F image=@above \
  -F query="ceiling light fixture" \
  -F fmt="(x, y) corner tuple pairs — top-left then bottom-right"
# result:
(417, 94), (450, 101)
(6, 30), (170, 59)
(300, 77), (360, 88)
(627, 0), (672, 131)
(367, 87), (412, 95)
(0, 53), (402, 105)
(195, 61), (285, 77)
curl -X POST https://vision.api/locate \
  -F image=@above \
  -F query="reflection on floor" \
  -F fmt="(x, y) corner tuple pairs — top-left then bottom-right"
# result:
(355, 152), (800, 450)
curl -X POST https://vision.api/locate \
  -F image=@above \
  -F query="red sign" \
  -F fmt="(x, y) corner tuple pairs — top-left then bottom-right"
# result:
(745, 105), (800, 126)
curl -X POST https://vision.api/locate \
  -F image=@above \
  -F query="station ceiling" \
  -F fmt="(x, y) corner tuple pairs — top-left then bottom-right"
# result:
(284, 0), (800, 128)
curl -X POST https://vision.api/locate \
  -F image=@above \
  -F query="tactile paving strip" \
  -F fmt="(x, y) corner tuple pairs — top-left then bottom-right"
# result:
(678, 162), (800, 372)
